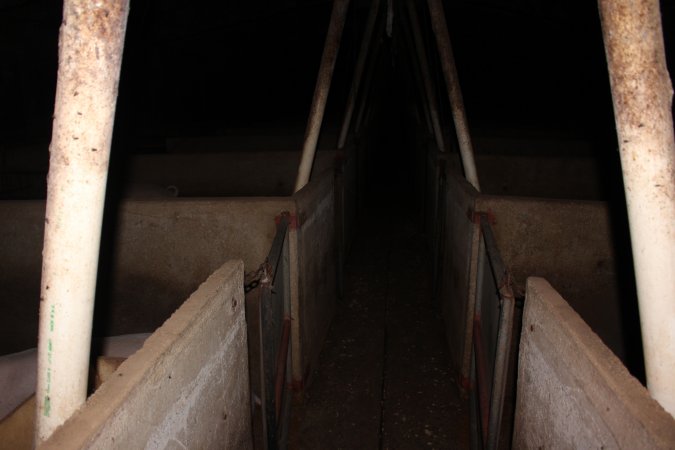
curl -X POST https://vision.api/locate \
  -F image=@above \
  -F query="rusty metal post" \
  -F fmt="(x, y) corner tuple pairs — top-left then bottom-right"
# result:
(427, 0), (480, 190)
(35, 0), (129, 444)
(405, 1), (446, 153)
(337, 0), (381, 149)
(295, 0), (351, 192)
(599, 0), (675, 417)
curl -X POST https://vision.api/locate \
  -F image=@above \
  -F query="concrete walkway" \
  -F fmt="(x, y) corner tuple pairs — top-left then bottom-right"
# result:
(289, 203), (469, 449)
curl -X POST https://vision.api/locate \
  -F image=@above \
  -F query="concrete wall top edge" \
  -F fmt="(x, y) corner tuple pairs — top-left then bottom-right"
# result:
(477, 193), (608, 209)
(40, 259), (249, 449)
(445, 171), (479, 200)
(515, 277), (675, 448)
(293, 166), (334, 205)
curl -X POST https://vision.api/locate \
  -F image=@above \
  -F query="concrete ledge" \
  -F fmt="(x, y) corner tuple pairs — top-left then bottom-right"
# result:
(474, 154), (603, 200)
(40, 260), (252, 449)
(126, 150), (337, 197)
(477, 195), (630, 364)
(514, 277), (675, 448)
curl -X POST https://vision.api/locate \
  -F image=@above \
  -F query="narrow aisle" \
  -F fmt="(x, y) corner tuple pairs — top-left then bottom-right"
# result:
(289, 203), (469, 449)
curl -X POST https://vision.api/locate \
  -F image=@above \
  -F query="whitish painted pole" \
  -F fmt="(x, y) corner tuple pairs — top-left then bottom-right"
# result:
(405, 1), (446, 153)
(337, 0), (381, 149)
(398, 19), (434, 135)
(354, 23), (384, 135)
(427, 0), (480, 190)
(598, 0), (675, 418)
(295, 0), (351, 192)
(35, 0), (129, 443)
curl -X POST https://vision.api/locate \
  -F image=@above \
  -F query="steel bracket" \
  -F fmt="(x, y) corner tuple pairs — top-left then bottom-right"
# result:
(275, 211), (301, 230)
(468, 209), (496, 225)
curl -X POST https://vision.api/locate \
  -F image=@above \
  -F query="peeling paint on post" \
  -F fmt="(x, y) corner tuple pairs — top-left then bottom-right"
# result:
(35, 0), (130, 444)
(599, 0), (675, 418)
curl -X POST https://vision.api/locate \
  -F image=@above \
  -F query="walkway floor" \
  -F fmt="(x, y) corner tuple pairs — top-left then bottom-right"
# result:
(289, 202), (469, 449)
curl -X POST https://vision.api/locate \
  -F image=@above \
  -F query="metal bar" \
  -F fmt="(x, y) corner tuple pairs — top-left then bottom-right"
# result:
(397, 26), (434, 135)
(267, 215), (290, 282)
(472, 231), (489, 445)
(427, 0), (480, 190)
(274, 318), (292, 422)
(261, 217), (291, 448)
(473, 319), (490, 444)
(479, 214), (506, 284)
(461, 221), (482, 391)
(404, 1), (446, 153)
(479, 214), (516, 449)
(262, 285), (280, 450)
(279, 234), (293, 446)
(598, 0), (675, 417)
(245, 287), (269, 450)
(294, 0), (351, 192)
(337, 0), (381, 149)
(487, 283), (515, 450)
(469, 353), (482, 449)
(35, 0), (129, 444)
(354, 24), (384, 135)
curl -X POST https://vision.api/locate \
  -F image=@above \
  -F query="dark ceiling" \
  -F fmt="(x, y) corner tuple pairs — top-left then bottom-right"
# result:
(0, 0), (673, 152)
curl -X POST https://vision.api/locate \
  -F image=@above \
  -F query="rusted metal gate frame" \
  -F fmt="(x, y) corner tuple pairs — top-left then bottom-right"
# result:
(470, 213), (516, 449)
(246, 215), (293, 450)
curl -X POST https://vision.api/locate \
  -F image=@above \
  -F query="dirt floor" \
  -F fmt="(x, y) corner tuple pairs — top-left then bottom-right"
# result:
(289, 202), (470, 449)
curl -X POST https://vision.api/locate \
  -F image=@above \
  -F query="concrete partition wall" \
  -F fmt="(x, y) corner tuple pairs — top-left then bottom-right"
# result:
(474, 154), (605, 200)
(514, 278), (675, 448)
(289, 169), (337, 388)
(0, 201), (45, 354)
(436, 172), (479, 375)
(0, 198), (293, 355)
(126, 150), (337, 197)
(41, 260), (252, 450)
(1, 161), (340, 393)
(106, 198), (293, 335)
(476, 195), (631, 365)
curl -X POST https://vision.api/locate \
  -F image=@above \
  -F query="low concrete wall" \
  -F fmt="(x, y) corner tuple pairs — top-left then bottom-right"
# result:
(1, 160), (341, 396)
(0, 198), (292, 354)
(41, 260), (252, 450)
(431, 166), (636, 386)
(474, 154), (604, 200)
(165, 128), (339, 154)
(290, 169), (337, 388)
(436, 173), (479, 377)
(514, 278), (675, 448)
(476, 195), (633, 366)
(126, 150), (337, 197)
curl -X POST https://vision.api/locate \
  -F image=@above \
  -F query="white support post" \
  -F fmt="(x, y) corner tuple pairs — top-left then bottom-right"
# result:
(405, 1), (446, 153)
(337, 0), (381, 149)
(35, 0), (129, 444)
(354, 29), (383, 135)
(599, 0), (675, 418)
(295, 0), (351, 192)
(427, 0), (480, 191)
